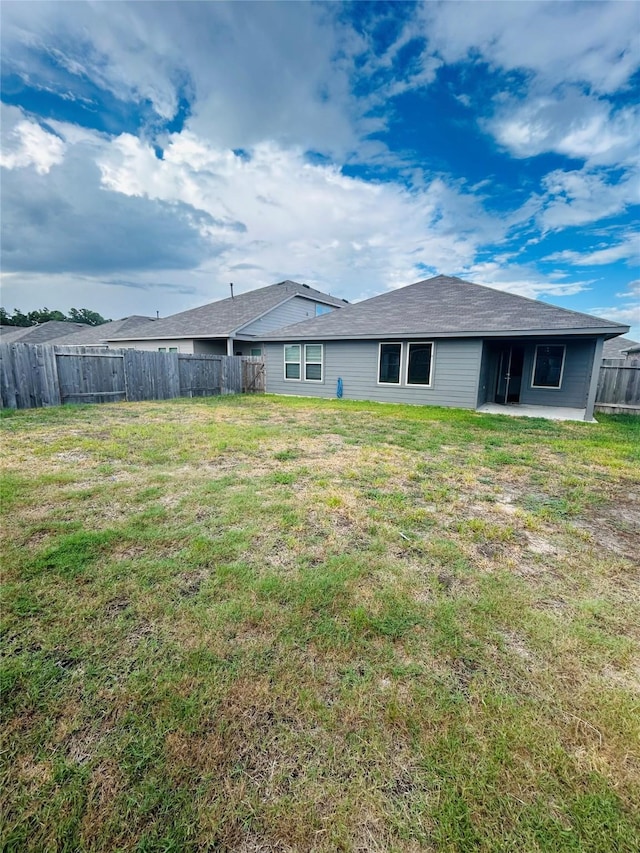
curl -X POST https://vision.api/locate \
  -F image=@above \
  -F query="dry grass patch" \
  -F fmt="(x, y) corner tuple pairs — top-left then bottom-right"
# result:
(2, 397), (639, 851)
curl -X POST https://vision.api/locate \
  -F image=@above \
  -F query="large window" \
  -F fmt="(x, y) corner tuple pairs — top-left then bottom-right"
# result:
(378, 343), (402, 384)
(532, 344), (565, 388)
(406, 342), (433, 386)
(304, 344), (323, 381)
(315, 304), (332, 317)
(284, 344), (301, 380)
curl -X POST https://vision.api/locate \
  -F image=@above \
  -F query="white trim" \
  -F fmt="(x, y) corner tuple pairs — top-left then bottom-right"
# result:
(531, 344), (566, 389)
(377, 342), (403, 385)
(304, 343), (324, 382)
(405, 341), (434, 387)
(284, 343), (301, 381)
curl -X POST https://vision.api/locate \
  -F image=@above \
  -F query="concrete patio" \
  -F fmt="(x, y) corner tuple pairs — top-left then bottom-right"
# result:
(477, 403), (593, 422)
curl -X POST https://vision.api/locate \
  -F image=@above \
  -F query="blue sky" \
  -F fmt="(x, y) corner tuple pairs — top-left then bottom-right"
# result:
(1, 1), (638, 337)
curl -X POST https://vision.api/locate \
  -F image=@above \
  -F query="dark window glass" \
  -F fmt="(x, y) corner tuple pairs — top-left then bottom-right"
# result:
(533, 345), (564, 387)
(305, 363), (322, 380)
(285, 363), (300, 379)
(379, 344), (401, 383)
(407, 343), (432, 385)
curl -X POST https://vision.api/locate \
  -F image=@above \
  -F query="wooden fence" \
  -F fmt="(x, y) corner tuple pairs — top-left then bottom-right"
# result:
(0, 344), (264, 410)
(595, 358), (640, 415)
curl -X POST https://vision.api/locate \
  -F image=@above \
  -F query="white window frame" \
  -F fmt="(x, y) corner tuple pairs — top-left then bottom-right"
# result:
(304, 344), (323, 382)
(377, 342), (403, 385)
(284, 344), (301, 381)
(531, 344), (566, 390)
(405, 341), (434, 388)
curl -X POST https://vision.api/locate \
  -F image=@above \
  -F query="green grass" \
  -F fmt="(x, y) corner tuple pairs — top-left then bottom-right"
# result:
(2, 396), (639, 851)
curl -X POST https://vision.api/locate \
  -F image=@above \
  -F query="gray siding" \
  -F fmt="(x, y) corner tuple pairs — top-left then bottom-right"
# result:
(264, 339), (483, 409)
(519, 338), (596, 407)
(107, 337), (197, 353)
(193, 340), (227, 355)
(240, 296), (334, 336)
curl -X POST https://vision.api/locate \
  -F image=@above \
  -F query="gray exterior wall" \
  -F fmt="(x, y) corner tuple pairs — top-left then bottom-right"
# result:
(264, 338), (483, 408)
(107, 337), (197, 353)
(265, 335), (600, 412)
(518, 338), (597, 407)
(478, 337), (598, 409)
(193, 340), (227, 355)
(231, 342), (264, 357)
(240, 296), (335, 336)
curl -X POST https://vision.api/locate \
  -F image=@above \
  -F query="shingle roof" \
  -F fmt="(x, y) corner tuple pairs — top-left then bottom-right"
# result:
(602, 336), (640, 358)
(106, 281), (347, 341)
(0, 320), (87, 344)
(262, 275), (628, 340)
(53, 316), (156, 345)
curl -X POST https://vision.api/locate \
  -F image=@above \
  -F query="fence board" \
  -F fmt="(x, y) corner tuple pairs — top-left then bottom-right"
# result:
(0, 343), (263, 409)
(595, 358), (640, 414)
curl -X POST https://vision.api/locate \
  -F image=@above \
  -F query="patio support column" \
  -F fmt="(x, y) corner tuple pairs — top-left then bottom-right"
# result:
(584, 337), (604, 421)
(226, 337), (234, 356)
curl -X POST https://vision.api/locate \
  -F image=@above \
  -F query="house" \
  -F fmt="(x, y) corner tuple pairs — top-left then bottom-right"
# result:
(0, 320), (88, 344)
(0, 316), (154, 347)
(602, 337), (640, 359)
(260, 275), (629, 422)
(51, 316), (156, 346)
(105, 280), (347, 356)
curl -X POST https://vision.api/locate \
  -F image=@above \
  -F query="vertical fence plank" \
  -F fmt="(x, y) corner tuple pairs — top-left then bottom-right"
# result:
(1, 344), (258, 409)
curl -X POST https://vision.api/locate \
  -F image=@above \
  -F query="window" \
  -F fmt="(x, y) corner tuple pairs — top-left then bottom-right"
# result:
(378, 343), (402, 384)
(532, 344), (565, 388)
(315, 304), (332, 317)
(284, 344), (301, 379)
(169, 347), (178, 353)
(158, 347), (167, 352)
(304, 344), (323, 381)
(406, 342), (433, 386)
(250, 348), (262, 357)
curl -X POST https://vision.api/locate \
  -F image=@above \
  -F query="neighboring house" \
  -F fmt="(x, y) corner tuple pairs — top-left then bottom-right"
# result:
(602, 337), (640, 359)
(261, 275), (629, 422)
(0, 320), (88, 344)
(52, 316), (156, 346)
(106, 280), (347, 356)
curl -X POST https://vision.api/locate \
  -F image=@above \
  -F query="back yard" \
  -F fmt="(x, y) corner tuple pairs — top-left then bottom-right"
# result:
(1, 396), (639, 852)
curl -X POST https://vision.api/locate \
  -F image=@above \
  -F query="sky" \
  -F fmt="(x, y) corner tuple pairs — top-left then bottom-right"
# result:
(1, 0), (638, 338)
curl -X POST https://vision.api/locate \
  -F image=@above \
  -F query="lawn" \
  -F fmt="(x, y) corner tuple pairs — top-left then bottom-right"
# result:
(1, 395), (639, 852)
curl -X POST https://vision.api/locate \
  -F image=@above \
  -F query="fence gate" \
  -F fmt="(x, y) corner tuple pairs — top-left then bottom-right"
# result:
(56, 350), (126, 404)
(243, 357), (266, 393)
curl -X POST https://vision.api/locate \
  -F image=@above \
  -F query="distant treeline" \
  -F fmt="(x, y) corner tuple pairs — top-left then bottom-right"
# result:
(0, 307), (111, 327)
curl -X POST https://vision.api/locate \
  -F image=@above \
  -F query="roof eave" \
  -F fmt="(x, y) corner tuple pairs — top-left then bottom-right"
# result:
(262, 325), (629, 342)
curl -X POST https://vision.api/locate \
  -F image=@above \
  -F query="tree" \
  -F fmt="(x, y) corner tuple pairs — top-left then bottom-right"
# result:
(27, 308), (68, 325)
(67, 308), (110, 326)
(0, 307), (111, 326)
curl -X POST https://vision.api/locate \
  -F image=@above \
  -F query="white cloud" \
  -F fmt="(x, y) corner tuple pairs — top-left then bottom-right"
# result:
(617, 280), (640, 299)
(545, 236), (639, 267)
(94, 129), (506, 300)
(458, 260), (592, 301)
(420, 1), (640, 94)
(589, 304), (639, 330)
(488, 92), (639, 165)
(539, 166), (639, 231)
(0, 104), (65, 174)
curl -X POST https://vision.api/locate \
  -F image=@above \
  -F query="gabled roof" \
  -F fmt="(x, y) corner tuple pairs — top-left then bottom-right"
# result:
(0, 320), (87, 344)
(602, 336), (640, 358)
(106, 280), (347, 342)
(53, 316), (156, 345)
(262, 275), (628, 341)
